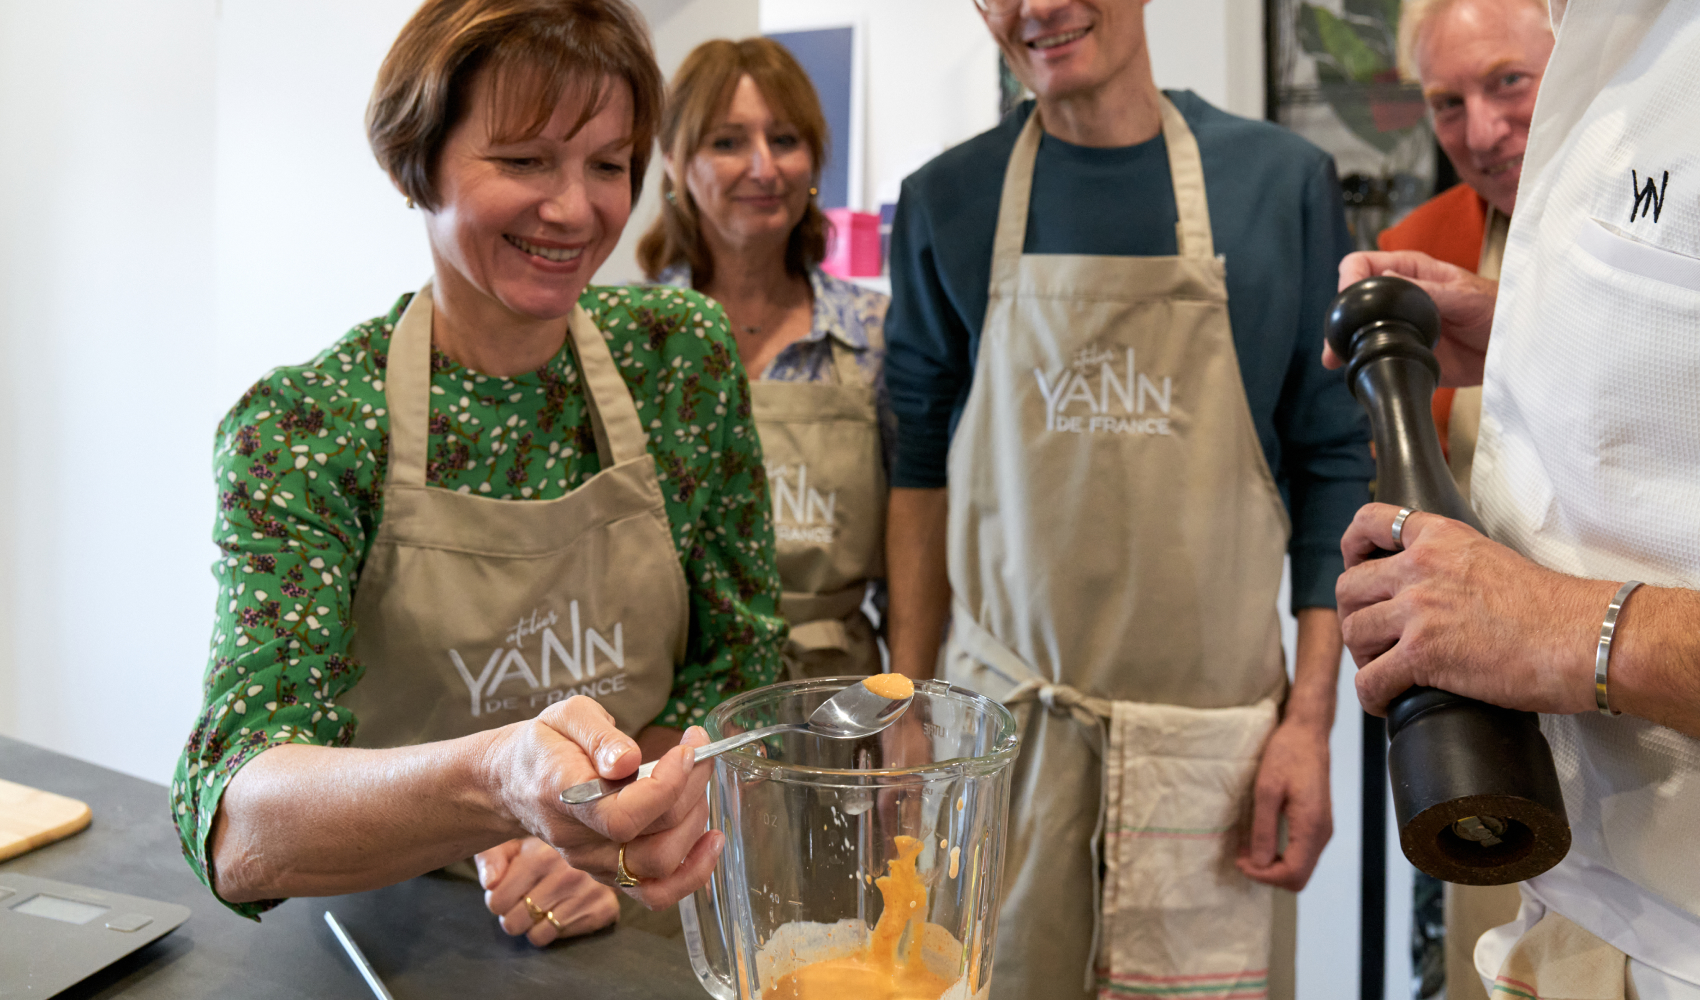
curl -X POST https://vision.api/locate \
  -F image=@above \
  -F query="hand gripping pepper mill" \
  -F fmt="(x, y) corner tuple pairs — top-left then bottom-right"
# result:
(1324, 275), (1570, 885)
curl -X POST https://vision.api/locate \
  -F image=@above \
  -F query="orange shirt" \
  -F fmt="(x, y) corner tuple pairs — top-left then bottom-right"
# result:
(1376, 183), (1490, 457)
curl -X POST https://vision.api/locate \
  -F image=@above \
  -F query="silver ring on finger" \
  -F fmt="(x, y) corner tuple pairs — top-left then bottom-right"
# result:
(1390, 507), (1417, 551)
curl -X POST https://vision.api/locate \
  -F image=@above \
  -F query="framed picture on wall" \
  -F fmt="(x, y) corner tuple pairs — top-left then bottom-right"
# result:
(1266, 0), (1447, 248)
(765, 24), (864, 211)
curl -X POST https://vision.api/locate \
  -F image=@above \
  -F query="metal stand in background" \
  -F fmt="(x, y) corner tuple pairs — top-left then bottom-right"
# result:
(1362, 712), (1387, 1000)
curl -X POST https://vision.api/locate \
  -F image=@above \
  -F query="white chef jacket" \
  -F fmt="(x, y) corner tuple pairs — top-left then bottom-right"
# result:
(1470, 0), (1700, 986)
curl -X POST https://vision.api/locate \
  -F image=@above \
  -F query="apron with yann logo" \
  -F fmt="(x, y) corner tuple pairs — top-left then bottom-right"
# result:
(753, 325), (887, 679)
(943, 98), (1290, 1000)
(344, 285), (688, 746)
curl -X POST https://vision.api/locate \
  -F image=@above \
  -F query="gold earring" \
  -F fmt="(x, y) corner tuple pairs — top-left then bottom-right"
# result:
(405, 196), (415, 209)
(809, 186), (818, 197)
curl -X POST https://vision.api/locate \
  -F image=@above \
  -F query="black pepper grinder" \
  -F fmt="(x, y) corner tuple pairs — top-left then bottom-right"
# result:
(1325, 275), (1570, 885)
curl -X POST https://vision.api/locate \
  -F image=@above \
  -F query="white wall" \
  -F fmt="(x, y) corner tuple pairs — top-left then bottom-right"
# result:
(1148, 0), (1266, 119)
(0, 0), (221, 782)
(759, 0), (1002, 212)
(213, 0), (431, 406)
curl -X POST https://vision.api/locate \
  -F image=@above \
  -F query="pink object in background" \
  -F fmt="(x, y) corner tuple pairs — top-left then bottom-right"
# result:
(821, 208), (882, 278)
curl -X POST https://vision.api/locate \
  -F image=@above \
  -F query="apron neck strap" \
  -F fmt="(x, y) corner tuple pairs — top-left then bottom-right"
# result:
(385, 285), (435, 488)
(826, 314), (881, 387)
(565, 303), (650, 467)
(1157, 95), (1215, 260)
(988, 94), (1215, 296)
(384, 287), (650, 488)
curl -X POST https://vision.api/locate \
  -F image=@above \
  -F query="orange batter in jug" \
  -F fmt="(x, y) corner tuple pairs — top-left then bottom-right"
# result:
(762, 836), (955, 1000)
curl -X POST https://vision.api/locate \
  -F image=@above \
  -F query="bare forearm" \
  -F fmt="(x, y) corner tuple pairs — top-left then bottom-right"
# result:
(885, 487), (951, 680)
(1594, 584), (1700, 738)
(1287, 607), (1343, 735)
(211, 732), (519, 903)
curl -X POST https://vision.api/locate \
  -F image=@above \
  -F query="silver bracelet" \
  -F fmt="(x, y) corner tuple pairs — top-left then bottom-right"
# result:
(1595, 580), (1644, 716)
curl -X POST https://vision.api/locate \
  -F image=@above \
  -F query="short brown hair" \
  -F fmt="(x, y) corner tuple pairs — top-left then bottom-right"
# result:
(637, 38), (830, 285)
(367, 0), (664, 211)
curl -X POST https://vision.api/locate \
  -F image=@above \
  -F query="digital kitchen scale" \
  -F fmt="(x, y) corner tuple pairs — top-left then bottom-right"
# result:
(0, 873), (190, 997)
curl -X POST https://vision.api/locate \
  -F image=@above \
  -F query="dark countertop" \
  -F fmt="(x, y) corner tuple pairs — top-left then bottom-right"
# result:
(0, 735), (705, 999)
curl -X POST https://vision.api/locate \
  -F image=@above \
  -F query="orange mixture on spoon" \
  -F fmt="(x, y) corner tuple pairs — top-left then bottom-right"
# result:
(761, 836), (954, 1000)
(862, 672), (915, 701)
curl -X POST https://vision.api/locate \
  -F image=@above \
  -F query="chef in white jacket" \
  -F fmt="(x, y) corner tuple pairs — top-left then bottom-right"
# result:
(1327, 0), (1700, 995)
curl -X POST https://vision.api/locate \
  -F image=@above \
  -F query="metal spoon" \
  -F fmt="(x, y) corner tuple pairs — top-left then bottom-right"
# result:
(558, 679), (914, 806)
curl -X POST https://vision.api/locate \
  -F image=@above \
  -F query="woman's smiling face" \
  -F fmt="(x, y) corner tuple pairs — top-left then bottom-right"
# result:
(424, 68), (635, 323)
(680, 74), (814, 253)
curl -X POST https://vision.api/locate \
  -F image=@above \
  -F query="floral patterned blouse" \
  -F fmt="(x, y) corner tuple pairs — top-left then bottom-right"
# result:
(654, 265), (894, 471)
(172, 285), (785, 918)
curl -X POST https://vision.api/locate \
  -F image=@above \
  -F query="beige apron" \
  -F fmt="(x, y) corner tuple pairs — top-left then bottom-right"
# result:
(344, 285), (689, 747)
(943, 99), (1290, 999)
(752, 329), (887, 679)
(1489, 913), (1633, 1000)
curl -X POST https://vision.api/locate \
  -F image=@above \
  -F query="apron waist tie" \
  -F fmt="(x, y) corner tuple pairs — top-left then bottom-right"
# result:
(951, 603), (1113, 994)
(779, 585), (868, 626)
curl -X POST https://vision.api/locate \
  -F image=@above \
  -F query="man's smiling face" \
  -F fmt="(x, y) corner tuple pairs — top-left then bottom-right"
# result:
(1415, 0), (1553, 216)
(982, 0), (1150, 103)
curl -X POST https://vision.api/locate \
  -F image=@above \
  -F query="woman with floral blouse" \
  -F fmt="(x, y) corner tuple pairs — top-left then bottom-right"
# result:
(171, 0), (784, 945)
(640, 38), (891, 680)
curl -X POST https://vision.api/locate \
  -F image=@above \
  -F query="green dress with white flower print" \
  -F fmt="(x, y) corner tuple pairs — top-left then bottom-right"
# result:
(171, 285), (785, 919)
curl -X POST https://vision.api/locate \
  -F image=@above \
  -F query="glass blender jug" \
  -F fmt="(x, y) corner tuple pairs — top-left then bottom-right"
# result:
(681, 677), (1020, 1000)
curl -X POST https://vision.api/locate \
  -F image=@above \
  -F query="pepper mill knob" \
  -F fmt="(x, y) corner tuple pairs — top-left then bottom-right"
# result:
(1324, 274), (1440, 356)
(1325, 275), (1444, 393)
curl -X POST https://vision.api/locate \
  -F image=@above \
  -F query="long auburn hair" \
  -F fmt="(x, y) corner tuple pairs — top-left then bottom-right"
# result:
(637, 38), (830, 285)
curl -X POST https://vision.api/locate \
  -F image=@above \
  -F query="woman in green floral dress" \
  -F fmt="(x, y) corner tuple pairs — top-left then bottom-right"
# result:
(171, 0), (784, 946)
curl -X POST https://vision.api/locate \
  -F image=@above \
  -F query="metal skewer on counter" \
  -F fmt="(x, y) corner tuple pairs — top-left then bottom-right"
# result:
(1324, 276), (1570, 885)
(324, 910), (396, 1000)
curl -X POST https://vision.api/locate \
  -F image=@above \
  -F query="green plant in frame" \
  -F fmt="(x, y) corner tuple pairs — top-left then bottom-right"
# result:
(1295, 0), (1425, 153)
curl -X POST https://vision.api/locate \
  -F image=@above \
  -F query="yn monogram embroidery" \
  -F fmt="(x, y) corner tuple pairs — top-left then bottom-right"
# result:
(1631, 169), (1670, 223)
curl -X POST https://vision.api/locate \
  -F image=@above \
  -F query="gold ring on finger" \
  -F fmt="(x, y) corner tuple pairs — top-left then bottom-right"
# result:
(615, 843), (642, 888)
(545, 910), (569, 933)
(523, 895), (547, 924)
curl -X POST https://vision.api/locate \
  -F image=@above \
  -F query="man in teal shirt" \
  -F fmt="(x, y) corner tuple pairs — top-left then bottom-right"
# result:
(883, 1), (1371, 996)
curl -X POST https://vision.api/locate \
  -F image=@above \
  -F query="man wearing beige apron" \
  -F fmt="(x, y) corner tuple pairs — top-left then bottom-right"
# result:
(884, 2), (1372, 997)
(1332, 2), (1700, 995)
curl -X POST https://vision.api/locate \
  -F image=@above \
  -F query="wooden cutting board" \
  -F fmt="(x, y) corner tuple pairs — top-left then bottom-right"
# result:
(0, 778), (92, 862)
